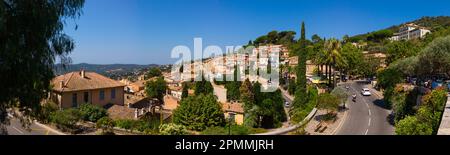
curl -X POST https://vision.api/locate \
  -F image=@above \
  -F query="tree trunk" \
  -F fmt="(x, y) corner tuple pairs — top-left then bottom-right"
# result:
(328, 64), (332, 86)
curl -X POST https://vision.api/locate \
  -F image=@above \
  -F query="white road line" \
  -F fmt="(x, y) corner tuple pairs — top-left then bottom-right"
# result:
(368, 109), (372, 116)
(12, 126), (24, 134)
(368, 118), (372, 126)
(365, 129), (369, 135)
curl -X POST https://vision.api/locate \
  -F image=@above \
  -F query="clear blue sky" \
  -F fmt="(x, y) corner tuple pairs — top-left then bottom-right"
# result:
(64, 0), (450, 65)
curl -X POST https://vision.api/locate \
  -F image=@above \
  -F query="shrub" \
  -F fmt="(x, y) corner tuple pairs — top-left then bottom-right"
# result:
(159, 123), (189, 135)
(114, 119), (158, 134)
(201, 125), (265, 135)
(96, 117), (115, 134)
(50, 108), (81, 132)
(395, 116), (432, 135)
(37, 101), (59, 124)
(78, 103), (108, 122)
(173, 94), (225, 131)
(114, 119), (134, 130)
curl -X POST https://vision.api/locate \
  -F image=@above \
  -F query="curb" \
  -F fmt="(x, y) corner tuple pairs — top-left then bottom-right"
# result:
(332, 107), (348, 135)
(34, 121), (67, 135)
(253, 108), (317, 135)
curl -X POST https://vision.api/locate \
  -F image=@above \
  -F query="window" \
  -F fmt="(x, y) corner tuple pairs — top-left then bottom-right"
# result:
(111, 89), (116, 99)
(99, 90), (105, 100)
(72, 93), (77, 107)
(84, 92), (89, 103)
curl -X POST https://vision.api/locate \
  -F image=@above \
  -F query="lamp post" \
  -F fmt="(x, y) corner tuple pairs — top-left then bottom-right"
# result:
(228, 112), (235, 135)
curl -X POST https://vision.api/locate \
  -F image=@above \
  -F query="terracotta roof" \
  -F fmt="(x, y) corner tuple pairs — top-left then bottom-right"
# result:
(222, 102), (244, 114)
(106, 104), (136, 120)
(52, 71), (125, 92)
(130, 80), (147, 88)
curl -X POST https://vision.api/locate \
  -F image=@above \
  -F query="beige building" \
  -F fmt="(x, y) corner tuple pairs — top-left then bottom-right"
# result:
(222, 102), (244, 125)
(390, 23), (431, 41)
(51, 70), (125, 109)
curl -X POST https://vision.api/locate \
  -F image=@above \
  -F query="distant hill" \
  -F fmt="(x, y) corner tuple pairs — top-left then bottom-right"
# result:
(54, 63), (159, 79)
(349, 16), (450, 42)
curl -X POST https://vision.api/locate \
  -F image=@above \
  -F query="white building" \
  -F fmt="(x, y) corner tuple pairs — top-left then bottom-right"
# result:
(390, 23), (431, 41)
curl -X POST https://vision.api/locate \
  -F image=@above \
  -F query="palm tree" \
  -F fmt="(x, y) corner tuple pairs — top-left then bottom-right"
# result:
(324, 38), (343, 88)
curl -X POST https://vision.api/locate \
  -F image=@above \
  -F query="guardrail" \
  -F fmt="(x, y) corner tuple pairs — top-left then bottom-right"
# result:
(253, 108), (317, 135)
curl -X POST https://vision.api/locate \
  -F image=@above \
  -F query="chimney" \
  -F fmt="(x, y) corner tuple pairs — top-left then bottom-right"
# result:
(60, 80), (64, 89)
(80, 69), (85, 78)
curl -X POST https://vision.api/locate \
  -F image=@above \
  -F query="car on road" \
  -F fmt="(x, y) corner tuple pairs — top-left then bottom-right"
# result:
(361, 88), (371, 96)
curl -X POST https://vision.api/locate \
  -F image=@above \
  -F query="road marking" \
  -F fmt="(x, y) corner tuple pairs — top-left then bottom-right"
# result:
(368, 109), (372, 116)
(12, 126), (24, 134)
(368, 118), (371, 126)
(365, 129), (369, 135)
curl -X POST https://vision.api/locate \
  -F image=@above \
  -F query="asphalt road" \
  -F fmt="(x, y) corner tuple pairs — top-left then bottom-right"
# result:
(5, 116), (61, 135)
(336, 81), (395, 135)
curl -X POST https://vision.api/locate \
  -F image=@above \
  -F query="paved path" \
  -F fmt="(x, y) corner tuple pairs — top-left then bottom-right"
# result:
(438, 93), (450, 135)
(336, 81), (394, 135)
(5, 118), (62, 135)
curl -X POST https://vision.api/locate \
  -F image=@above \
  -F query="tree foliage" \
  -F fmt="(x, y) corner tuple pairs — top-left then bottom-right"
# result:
(159, 123), (189, 135)
(145, 77), (167, 102)
(173, 94), (225, 131)
(316, 93), (340, 114)
(145, 67), (162, 79)
(78, 103), (108, 122)
(194, 76), (214, 96)
(0, 0), (85, 131)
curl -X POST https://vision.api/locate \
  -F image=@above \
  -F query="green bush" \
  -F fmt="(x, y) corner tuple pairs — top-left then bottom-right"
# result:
(37, 101), (59, 124)
(50, 108), (81, 131)
(159, 123), (189, 135)
(78, 103), (108, 122)
(201, 125), (258, 135)
(114, 119), (134, 130)
(114, 119), (158, 134)
(96, 117), (115, 133)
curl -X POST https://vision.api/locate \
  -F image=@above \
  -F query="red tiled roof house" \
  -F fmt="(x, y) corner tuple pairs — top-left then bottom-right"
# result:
(51, 70), (125, 109)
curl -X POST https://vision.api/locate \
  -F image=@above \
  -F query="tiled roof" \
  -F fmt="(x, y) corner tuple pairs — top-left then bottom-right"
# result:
(106, 104), (136, 120)
(222, 102), (244, 114)
(52, 71), (125, 92)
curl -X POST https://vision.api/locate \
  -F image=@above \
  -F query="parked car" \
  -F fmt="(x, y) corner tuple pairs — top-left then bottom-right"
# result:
(361, 88), (371, 96)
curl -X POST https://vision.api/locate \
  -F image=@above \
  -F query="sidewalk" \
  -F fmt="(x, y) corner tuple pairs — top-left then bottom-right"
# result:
(438, 93), (450, 135)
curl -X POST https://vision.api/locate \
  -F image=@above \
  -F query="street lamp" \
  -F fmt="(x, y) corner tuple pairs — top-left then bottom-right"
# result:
(228, 112), (236, 135)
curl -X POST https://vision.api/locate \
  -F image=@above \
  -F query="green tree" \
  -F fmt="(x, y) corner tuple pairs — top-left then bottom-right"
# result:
(331, 87), (349, 109)
(415, 36), (450, 77)
(240, 79), (254, 112)
(226, 65), (242, 102)
(340, 42), (363, 76)
(194, 75), (214, 95)
(316, 93), (340, 115)
(395, 116), (433, 135)
(324, 38), (343, 88)
(293, 22), (308, 108)
(386, 40), (421, 65)
(173, 94), (225, 131)
(0, 0), (85, 132)
(145, 67), (162, 79)
(181, 82), (189, 99)
(145, 77), (168, 102)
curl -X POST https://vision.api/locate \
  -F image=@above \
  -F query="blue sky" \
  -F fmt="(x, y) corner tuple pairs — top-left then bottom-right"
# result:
(64, 0), (450, 65)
